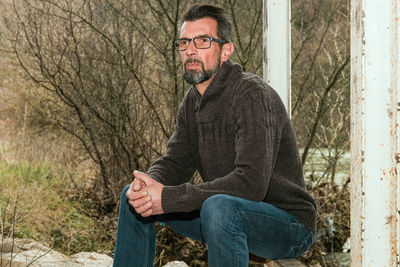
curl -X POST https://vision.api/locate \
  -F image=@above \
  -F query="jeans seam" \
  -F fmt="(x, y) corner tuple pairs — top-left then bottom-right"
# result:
(230, 208), (238, 266)
(234, 232), (238, 266)
(143, 224), (149, 267)
(231, 209), (248, 267)
(242, 210), (296, 225)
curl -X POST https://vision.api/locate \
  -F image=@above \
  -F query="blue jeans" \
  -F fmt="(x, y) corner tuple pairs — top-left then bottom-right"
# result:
(113, 185), (314, 267)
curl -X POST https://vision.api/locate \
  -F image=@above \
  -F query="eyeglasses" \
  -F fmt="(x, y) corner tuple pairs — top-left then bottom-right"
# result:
(173, 36), (227, 51)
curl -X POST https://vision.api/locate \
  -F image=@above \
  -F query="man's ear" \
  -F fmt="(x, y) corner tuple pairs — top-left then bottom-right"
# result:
(221, 43), (234, 62)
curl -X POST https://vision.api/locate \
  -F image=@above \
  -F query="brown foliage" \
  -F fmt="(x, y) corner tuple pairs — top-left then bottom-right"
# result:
(303, 180), (350, 266)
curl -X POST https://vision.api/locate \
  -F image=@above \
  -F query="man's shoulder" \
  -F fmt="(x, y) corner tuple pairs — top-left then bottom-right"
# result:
(232, 71), (277, 100)
(231, 70), (287, 115)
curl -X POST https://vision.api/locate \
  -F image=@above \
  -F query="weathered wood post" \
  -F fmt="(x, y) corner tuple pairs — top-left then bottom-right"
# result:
(263, 0), (291, 115)
(351, 0), (399, 266)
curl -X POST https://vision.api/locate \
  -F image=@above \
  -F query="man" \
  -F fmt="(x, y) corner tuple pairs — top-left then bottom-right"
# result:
(113, 4), (316, 267)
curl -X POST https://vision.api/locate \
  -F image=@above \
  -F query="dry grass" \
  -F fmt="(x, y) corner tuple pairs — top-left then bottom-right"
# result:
(0, 119), (114, 255)
(155, 225), (207, 266)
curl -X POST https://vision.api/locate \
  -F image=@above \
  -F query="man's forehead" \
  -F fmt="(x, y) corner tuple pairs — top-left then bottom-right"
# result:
(179, 17), (218, 38)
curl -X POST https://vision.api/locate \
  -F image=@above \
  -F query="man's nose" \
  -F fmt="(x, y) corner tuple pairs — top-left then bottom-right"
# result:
(185, 40), (198, 56)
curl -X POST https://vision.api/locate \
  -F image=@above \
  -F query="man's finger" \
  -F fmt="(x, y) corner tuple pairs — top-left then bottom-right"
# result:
(134, 201), (153, 215)
(133, 170), (152, 185)
(140, 208), (153, 217)
(129, 195), (152, 209)
(126, 188), (148, 201)
(131, 179), (145, 191)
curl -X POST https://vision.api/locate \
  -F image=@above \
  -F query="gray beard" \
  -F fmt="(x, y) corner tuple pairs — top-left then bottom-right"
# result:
(183, 55), (221, 85)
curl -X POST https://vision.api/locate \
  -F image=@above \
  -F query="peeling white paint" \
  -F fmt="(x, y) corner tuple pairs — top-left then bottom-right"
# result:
(351, 0), (399, 266)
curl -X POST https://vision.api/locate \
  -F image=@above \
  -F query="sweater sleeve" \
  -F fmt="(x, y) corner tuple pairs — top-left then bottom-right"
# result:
(161, 89), (281, 213)
(147, 104), (196, 186)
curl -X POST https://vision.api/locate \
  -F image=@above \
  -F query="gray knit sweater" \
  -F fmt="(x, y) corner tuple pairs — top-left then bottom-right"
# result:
(147, 60), (317, 233)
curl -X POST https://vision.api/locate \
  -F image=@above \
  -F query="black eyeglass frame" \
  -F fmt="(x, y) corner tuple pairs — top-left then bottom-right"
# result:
(173, 36), (228, 51)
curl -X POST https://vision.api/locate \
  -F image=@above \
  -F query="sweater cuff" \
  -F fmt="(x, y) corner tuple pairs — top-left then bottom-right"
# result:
(161, 184), (197, 213)
(146, 171), (165, 185)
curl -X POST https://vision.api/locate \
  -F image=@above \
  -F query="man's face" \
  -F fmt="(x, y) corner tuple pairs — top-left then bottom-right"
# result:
(179, 17), (222, 85)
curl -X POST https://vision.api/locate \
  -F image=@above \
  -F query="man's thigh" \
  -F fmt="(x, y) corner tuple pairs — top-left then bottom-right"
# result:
(201, 194), (313, 259)
(242, 200), (312, 258)
(155, 210), (203, 242)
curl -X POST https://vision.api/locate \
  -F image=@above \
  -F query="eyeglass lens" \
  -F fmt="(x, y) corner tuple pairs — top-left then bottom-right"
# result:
(176, 37), (211, 50)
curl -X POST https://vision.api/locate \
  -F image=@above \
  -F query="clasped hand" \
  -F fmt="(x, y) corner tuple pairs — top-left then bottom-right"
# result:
(126, 170), (164, 217)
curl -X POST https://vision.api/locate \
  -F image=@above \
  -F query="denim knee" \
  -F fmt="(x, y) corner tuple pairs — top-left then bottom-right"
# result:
(120, 185), (130, 201)
(201, 194), (228, 216)
(201, 194), (241, 237)
(201, 194), (239, 215)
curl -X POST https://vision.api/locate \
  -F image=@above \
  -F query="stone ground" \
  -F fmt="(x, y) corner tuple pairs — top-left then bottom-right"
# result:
(0, 238), (113, 266)
(1, 238), (312, 266)
(165, 258), (307, 267)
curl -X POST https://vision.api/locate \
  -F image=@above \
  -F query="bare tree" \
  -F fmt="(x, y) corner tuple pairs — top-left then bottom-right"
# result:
(3, 0), (165, 204)
(291, 1), (350, 263)
(291, 0), (350, 175)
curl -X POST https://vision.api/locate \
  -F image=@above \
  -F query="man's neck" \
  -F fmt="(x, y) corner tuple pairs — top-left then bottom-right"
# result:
(195, 72), (217, 96)
(195, 81), (211, 96)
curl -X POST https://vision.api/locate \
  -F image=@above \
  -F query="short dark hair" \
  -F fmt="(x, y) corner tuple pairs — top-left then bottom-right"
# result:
(182, 4), (232, 42)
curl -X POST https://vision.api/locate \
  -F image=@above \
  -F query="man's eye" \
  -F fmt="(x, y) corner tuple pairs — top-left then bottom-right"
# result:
(200, 38), (210, 43)
(180, 40), (189, 45)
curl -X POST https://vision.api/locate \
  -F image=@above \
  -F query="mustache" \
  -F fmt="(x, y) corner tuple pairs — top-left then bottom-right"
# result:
(184, 58), (204, 65)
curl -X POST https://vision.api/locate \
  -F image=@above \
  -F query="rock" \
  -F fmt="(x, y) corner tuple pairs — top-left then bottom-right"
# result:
(0, 238), (112, 267)
(1, 238), (308, 267)
(159, 259), (306, 267)
(0, 238), (21, 253)
(71, 252), (113, 266)
(162, 261), (189, 267)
